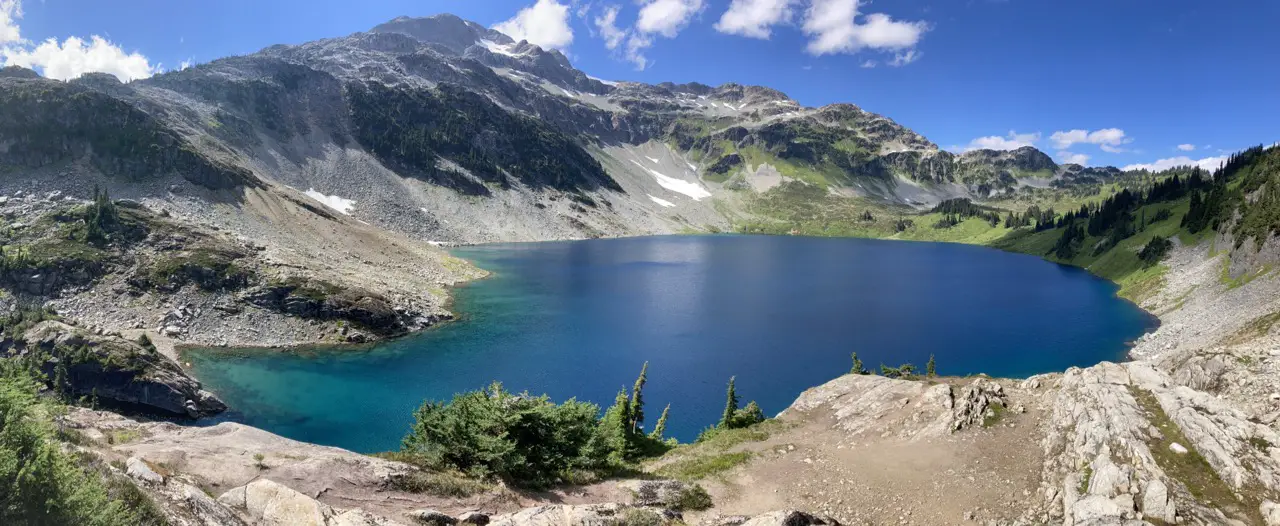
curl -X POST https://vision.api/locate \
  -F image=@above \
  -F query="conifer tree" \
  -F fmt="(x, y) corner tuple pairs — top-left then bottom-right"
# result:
(851, 352), (867, 375)
(720, 376), (739, 428)
(926, 354), (937, 378)
(649, 404), (671, 440)
(628, 362), (648, 432)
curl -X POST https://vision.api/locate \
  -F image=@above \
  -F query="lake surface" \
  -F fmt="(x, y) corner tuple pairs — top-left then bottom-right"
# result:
(186, 235), (1156, 453)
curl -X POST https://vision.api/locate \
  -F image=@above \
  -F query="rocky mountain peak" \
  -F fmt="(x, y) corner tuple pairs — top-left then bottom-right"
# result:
(0, 65), (40, 79)
(370, 14), (510, 54)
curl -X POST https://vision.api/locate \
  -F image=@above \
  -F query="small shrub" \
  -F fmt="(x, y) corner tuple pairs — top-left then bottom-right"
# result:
(880, 363), (916, 379)
(673, 484), (713, 511)
(621, 507), (664, 526)
(136, 334), (156, 352)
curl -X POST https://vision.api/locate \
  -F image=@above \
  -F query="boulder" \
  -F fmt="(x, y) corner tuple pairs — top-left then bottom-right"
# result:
(457, 512), (490, 526)
(488, 504), (635, 526)
(181, 483), (248, 526)
(218, 479), (329, 526)
(952, 379), (1006, 431)
(125, 456), (164, 484)
(1262, 500), (1280, 526)
(1141, 479), (1175, 523)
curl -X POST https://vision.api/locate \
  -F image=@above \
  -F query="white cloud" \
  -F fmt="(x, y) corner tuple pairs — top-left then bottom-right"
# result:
(1049, 128), (1131, 150)
(594, 5), (627, 50)
(0, 0), (22, 44)
(1177, 143), (1195, 151)
(636, 0), (705, 38)
(624, 33), (652, 70)
(0, 1), (157, 82)
(714, 0), (798, 39)
(860, 59), (876, 68)
(889, 49), (920, 66)
(1057, 151), (1090, 165)
(597, 0), (701, 70)
(3, 35), (157, 81)
(802, 0), (927, 57)
(179, 58), (194, 71)
(493, 0), (575, 52)
(1123, 155), (1227, 173)
(960, 130), (1041, 152)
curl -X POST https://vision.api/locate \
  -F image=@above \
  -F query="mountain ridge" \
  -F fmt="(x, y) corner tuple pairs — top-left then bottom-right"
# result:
(0, 12), (1132, 246)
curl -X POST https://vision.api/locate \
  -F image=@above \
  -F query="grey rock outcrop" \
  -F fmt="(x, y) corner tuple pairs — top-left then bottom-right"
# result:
(219, 478), (408, 526)
(125, 456), (164, 484)
(23, 320), (225, 417)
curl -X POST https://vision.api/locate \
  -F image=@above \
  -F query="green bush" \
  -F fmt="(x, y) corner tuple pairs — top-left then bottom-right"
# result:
(673, 483), (713, 511)
(400, 382), (602, 487)
(0, 369), (159, 525)
(399, 363), (678, 488)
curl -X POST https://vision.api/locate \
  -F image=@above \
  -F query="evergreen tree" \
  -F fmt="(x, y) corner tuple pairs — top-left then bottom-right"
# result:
(926, 354), (937, 378)
(720, 376), (739, 428)
(628, 362), (648, 432)
(850, 352), (868, 375)
(649, 404), (671, 440)
(52, 360), (68, 399)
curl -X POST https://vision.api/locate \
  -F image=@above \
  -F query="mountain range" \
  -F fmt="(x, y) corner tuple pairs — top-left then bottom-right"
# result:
(0, 13), (1128, 244)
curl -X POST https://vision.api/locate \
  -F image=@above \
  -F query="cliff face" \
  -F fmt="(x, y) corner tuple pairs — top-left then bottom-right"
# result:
(23, 320), (225, 417)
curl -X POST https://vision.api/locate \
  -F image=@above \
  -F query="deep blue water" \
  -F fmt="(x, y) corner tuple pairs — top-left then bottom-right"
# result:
(185, 235), (1156, 453)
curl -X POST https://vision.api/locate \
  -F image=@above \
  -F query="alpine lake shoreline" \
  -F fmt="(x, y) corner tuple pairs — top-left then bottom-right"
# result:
(172, 230), (1164, 448)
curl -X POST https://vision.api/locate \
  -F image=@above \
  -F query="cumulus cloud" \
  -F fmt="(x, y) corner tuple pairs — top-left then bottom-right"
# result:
(860, 59), (876, 68)
(960, 130), (1041, 152)
(598, 0), (703, 70)
(0, 0), (157, 82)
(494, 0), (575, 52)
(624, 33), (652, 70)
(1057, 151), (1090, 166)
(3, 35), (157, 81)
(594, 5), (627, 50)
(0, 0), (22, 44)
(637, 0), (705, 38)
(802, 0), (927, 57)
(1049, 128), (1131, 151)
(714, 0), (798, 39)
(1123, 155), (1227, 173)
(1177, 144), (1196, 151)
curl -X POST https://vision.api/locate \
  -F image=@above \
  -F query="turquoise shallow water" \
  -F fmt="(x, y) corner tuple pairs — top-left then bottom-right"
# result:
(185, 235), (1157, 453)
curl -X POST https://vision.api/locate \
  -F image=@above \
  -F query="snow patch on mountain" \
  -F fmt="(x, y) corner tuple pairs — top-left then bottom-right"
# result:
(648, 195), (676, 208)
(304, 189), (355, 214)
(629, 160), (711, 201)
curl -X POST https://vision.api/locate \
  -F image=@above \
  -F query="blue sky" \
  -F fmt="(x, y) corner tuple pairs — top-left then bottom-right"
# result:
(2, 0), (1277, 170)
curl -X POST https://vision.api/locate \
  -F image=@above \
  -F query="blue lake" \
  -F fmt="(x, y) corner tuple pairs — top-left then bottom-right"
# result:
(185, 235), (1157, 453)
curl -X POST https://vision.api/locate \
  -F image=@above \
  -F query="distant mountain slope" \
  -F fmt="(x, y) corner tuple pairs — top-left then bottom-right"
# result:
(0, 13), (1130, 244)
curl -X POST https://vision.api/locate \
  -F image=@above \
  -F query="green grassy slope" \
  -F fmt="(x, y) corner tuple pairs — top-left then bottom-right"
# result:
(730, 145), (1280, 303)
